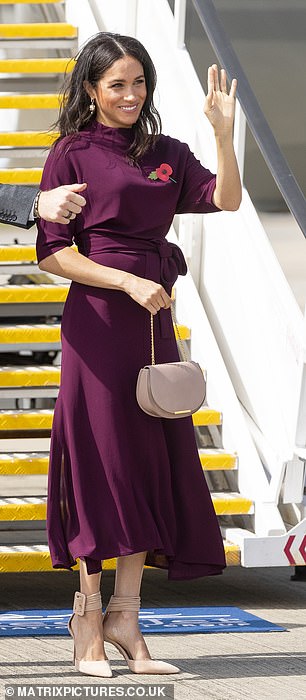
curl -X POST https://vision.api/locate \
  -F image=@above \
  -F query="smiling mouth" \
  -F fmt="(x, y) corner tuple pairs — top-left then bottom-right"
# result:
(119, 105), (139, 112)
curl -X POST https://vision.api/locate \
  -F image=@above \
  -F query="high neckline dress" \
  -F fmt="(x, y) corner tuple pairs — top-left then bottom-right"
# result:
(36, 119), (226, 579)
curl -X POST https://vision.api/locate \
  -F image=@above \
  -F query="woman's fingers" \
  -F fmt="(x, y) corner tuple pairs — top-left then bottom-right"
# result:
(150, 294), (172, 313)
(207, 65), (237, 97)
(127, 275), (173, 313)
(207, 65), (215, 94)
(160, 290), (172, 308)
(212, 64), (220, 91)
(220, 68), (227, 93)
(148, 304), (159, 315)
(148, 298), (172, 315)
(229, 77), (238, 98)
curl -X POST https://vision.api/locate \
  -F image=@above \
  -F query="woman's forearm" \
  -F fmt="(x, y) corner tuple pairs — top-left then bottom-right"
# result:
(212, 133), (242, 211)
(38, 246), (131, 292)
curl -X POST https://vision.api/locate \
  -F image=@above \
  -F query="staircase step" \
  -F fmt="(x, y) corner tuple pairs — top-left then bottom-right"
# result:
(0, 447), (236, 476)
(0, 132), (58, 148)
(0, 324), (61, 348)
(0, 453), (49, 475)
(0, 322), (189, 348)
(0, 545), (54, 573)
(0, 410), (53, 433)
(0, 366), (60, 388)
(0, 493), (253, 522)
(0, 245), (38, 262)
(0, 1), (63, 4)
(0, 540), (240, 572)
(0, 58), (74, 74)
(199, 449), (237, 470)
(0, 285), (68, 303)
(0, 243), (77, 259)
(222, 540), (241, 566)
(212, 492), (254, 515)
(0, 405), (223, 434)
(0, 496), (47, 521)
(192, 408), (222, 426)
(0, 23), (77, 39)
(0, 94), (60, 109)
(0, 168), (42, 184)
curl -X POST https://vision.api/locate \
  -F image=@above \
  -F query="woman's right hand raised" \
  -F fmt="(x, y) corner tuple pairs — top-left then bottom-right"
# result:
(123, 274), (172, 315)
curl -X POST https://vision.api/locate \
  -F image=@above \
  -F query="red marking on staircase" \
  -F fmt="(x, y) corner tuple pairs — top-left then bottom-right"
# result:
(284, 535), (296, 565)
(298, 534), (306, 563)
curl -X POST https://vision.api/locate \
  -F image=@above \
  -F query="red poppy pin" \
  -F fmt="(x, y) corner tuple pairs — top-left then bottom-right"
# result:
(148, 163), (176, 183)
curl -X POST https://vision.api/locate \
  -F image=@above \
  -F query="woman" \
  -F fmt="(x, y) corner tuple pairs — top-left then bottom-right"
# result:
(36, 32), (241, 678)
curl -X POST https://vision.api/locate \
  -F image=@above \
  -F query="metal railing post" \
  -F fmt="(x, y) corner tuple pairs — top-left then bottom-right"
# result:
(123, 0), (138, 37)
(233, 100), (246, 183)
(174, 0), (187, 49)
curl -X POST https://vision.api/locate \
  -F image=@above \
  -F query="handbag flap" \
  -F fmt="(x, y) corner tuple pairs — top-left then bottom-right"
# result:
(147, 361), (205, 414)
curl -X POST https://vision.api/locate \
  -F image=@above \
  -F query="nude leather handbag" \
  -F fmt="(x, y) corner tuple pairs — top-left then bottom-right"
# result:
(136, 307), (206, 419)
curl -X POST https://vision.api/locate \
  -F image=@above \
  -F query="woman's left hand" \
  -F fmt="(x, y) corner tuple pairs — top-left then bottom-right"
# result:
(204, 65), (237, 138)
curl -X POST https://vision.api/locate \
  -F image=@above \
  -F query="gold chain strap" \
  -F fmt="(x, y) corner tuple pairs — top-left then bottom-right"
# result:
(150, 304), (187, 365)
(150, 312), (156, 365)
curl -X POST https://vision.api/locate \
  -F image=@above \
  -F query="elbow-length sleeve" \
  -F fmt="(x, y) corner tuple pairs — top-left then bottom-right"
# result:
(176, 144), (221, 215)
(36, 142), (78, 264)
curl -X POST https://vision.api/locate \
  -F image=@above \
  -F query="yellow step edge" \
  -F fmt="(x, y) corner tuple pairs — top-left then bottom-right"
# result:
(0, 498), (47, 521)
(212, 493), (254, 516)
(0, 285), (68, 303)
(0, 1), (62, 4)
(0, 23), (77, 39)
(0, 547), (58, 573)
(0, 410), (53, 431)
(0, 324), (61, 344)
(0, 541), (240, 572)
(0, 454), (49, 475)
(174, 324), (190, 341)
(222, 541), (241, 566)
(192, 408), (222, 426)
(0, 443), (230, 475)
(0, 405), (222, 432)
(0, 366), (60, 388)
(199, 450), (237, 470)
(0, 245), (38, 262)
(0, 58), (74, 74)
(0, 132), (58, 147)
(0, 494), (253, 521)
(0, 243), (76, 260)
(0, 322), (188, 344)
(0, 168), (42, 184)
(0, 94), (60, 109)
(0, 454), (234, 476)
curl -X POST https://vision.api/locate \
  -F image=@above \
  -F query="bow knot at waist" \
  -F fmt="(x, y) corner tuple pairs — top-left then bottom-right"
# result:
(78, 233), (187, 293)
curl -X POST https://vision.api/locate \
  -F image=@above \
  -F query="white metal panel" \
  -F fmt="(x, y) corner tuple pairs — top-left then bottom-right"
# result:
(242, 519), (306, 567)
(282, 459), (306, 504)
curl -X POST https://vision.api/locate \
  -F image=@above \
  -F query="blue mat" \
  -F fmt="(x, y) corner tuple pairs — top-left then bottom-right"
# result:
(0, 607), (284, 636)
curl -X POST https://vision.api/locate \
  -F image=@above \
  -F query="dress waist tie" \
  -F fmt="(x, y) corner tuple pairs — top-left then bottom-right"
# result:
(78, 233), (188, 339)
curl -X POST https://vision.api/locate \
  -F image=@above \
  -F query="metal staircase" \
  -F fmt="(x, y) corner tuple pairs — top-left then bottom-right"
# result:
(0, 0), (305, 574)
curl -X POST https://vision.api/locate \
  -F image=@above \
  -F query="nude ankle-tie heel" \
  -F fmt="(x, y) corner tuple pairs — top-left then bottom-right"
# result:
(103, 594), (180, 674)
(68, 591), (113, 677)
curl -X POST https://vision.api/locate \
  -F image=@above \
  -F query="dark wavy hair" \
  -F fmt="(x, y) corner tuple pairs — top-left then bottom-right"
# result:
(53, 32), (162, 161)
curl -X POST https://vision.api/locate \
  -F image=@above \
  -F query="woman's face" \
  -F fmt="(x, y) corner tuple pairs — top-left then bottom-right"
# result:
(84, 55), (147, 129)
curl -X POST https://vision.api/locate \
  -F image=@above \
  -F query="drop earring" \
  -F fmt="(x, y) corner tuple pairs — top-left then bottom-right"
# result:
(89, 97), (96, 114)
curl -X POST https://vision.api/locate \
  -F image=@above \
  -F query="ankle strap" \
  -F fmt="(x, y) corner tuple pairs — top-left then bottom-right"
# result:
(106, 594), (140, 612)
(73, 591), (102, 616)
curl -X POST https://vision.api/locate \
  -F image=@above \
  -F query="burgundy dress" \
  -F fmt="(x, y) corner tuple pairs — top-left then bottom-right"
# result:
(36, 119), (226, 579)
